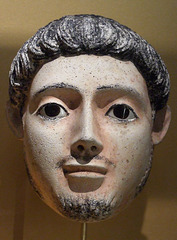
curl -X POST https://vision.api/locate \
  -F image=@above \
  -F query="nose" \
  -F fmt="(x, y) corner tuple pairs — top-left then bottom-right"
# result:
(70, 102), (103, 163)
(71, 138), (103, 163)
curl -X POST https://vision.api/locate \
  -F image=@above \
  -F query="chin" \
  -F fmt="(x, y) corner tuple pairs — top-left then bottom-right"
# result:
(46, 185), (133, 222)
(52, 193), (116, 222)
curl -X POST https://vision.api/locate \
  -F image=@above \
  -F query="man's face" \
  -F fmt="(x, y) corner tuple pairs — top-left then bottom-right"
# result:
(22, 55), (153, 222)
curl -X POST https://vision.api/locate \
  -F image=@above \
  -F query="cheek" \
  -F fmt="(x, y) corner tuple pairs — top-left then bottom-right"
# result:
(23, 114), (71, 170)
(102, 121), (152, 181)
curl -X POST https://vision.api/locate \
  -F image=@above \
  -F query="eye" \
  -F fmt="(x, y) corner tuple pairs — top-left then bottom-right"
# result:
(37, 103), (68, 120)
(106, 104), (138, 122)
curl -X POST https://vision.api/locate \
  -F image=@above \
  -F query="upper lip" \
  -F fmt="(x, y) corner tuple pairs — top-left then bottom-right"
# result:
(63, 164), (107, 175)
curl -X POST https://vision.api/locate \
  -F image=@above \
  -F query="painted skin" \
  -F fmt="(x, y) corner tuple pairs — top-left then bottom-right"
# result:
(22, 55), (153, 222)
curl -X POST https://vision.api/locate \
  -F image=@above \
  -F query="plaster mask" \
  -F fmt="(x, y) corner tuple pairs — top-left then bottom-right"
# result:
(22, 55), (153, 222)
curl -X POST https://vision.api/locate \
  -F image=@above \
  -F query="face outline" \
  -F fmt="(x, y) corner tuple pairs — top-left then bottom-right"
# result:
(22, 55), (153, 222)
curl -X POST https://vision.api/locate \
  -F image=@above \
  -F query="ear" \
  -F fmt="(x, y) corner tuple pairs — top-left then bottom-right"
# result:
(6, 101), (24, 139)
(152, 105), (171, 145)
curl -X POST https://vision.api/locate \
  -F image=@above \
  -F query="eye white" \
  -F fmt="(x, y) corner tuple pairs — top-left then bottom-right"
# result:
(37, 102), (68, 119)
(106, 104), (138, 122)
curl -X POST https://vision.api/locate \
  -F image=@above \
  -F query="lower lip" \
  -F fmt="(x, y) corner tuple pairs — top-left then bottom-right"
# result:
(65, 172), (105, 193)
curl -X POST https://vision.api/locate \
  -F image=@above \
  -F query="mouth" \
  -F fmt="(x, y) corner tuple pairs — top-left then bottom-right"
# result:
(63, 164), (107, 176)
(62, 164), (107, 193)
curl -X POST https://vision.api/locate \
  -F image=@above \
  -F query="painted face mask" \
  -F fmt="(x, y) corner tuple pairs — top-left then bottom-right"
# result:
(7, 15), (171, 222)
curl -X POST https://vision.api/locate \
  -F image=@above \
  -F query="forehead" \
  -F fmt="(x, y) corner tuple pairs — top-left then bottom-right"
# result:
(30, 55), (149, 101)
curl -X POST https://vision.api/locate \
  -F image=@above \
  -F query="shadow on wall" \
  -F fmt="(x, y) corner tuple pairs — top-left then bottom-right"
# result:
(0, 47), (176, 240)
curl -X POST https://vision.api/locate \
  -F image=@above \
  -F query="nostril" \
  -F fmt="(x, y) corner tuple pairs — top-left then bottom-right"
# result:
(77, 145), (85, 152)
(91, 146), (97, 152)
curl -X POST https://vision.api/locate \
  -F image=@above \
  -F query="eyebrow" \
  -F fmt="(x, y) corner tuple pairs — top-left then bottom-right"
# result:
(33, 82), (79, 98)
(97, 84), (141, 96)
(33, 82), (146, 109)
(96, 84), (146, 108)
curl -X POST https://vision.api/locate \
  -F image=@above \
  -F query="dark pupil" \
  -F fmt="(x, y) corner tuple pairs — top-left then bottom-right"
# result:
(44, 103), (60, 117)
(113, 105), (129, 119)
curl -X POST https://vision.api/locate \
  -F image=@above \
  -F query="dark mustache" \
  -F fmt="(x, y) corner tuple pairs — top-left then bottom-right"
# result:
(55, 155), (116, 169)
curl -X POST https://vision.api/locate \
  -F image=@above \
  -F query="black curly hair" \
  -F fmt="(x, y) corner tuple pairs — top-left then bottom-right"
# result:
(9, 14), (170, 117)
